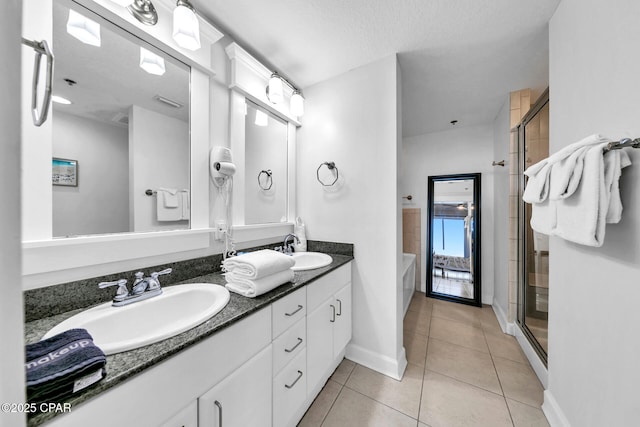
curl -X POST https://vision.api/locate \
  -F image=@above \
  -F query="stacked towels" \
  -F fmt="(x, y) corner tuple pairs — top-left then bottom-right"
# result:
(523, 134), (631, 247)
(223, 249), (295, 297)
(26, 328), (106, 404)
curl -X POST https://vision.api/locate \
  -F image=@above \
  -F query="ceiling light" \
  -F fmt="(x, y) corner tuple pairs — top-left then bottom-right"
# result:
(139, 47), (165, 75)
(109, 0), (133, 6)
(255, 109), (268, 127)
(128, 0), (158, 25)
(52, 95), (72, 105)
(290, 90), (304, 116)
(173, 0), (201, 51)
(266, 73), (284, 104)
(66, 10), (101, 47)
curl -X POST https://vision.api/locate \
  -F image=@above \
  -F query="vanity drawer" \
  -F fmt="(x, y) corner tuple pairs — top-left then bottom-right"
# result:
(272, 317), (306, 376)
(272, 287), (306, 339)
(273, 349), (307, 427)
(307, 264), (351, 312)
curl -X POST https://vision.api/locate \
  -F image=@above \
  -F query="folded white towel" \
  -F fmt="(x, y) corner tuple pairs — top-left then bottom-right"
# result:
(548, 145), (591, 200)
(523, 134), (609, 203)
(225, 269), (294, 297)
(605, 149), (631, 224)
(158, 188), (179, 208)
(222, 249), (295, 279)
(554, 143), (609, 246)
(157, 189), (182, 221)
(529, 199), (557, 236)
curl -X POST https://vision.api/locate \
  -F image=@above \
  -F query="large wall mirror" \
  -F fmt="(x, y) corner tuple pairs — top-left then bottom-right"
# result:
(426, 173), (481, 306)
(51, 0), (190, 237)
(244, 101), (289, 225)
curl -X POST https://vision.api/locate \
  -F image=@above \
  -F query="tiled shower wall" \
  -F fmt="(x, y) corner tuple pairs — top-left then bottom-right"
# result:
(508, 89), (532, 322)
(402, 208), (421, 291)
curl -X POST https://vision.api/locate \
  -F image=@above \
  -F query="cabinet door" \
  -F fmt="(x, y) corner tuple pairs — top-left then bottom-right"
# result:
(306, 296), (335, 395)
(333, 283), (352, 358)
(199, 345), (272, 427)
(159, 401), (197, 427)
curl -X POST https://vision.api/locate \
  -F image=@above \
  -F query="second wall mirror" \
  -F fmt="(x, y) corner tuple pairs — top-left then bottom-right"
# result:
(426, 173), (482, 306)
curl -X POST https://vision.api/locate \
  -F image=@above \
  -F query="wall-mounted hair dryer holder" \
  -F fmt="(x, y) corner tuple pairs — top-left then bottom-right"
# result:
(210, 147), (236, 187)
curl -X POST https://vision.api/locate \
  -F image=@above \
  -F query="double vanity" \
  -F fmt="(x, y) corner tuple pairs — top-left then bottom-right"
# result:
(25, 246), (353, 427)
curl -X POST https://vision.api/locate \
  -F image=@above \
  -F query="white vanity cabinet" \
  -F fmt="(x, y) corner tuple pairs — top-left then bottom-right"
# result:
(198, 345), (272, 427)
(306, 265), (352, 396)
(160, 401), (198, 427)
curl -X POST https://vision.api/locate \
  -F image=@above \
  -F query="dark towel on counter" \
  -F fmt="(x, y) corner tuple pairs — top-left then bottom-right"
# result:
(25, 328), (106, 403)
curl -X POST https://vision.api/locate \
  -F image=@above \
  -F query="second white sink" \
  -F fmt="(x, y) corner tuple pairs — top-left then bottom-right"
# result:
(290, 252), (333, 271)
(43, 283), (230, 355)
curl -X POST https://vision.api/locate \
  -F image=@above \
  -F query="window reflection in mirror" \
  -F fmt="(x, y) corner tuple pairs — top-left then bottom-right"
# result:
(51, 0), (190, 237)
(244, 101), (288, 224)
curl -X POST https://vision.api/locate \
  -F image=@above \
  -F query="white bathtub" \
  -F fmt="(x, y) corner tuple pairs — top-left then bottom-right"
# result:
(402, 253), (416, 316)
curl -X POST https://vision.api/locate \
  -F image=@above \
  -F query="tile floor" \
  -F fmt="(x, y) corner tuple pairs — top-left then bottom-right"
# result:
(298, 293), (549, 427)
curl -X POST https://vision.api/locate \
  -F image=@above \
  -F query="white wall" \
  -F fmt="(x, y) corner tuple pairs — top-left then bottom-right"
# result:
(402, 124), (496, 304)
(129, 105), (190, 231)
(492, 97), (511, 322)
(297, 55), (406, 379)
(0, 1), (26, 426)
(52, 110), (129, 236)
(545, 0), (640, 425)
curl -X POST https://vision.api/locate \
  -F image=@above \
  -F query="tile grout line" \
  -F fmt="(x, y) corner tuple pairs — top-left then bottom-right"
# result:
(415, 298), (433, 425)
(482, 326), (516, 427)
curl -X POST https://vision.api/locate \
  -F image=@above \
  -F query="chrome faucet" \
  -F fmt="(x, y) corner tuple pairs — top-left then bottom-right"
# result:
(282, 233), (300, 255)
(99, 268), (172, 307)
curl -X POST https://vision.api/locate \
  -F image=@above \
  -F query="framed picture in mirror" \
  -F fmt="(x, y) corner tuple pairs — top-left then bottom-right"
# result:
(52, 157), (78, 187)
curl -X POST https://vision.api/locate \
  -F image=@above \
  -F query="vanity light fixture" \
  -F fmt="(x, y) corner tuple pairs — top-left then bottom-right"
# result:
(255, 109), (269, 127)
(52, 95), (72, 105)
(66, 9), (101, 47)
(265, 72), (305, 117)
(290, 90), (304, 117)
(266, 72), (284, 104)
(173, 0), (201, 51)
(128, 0), (158, 26)
(139, 47), (166, 75)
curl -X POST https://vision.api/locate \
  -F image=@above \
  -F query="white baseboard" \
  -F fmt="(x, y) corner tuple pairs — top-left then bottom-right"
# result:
(513, 325), (548, 389)
(345, 343), (407, 381)
(491, 300), (515, 335)
(542, 390), (571, 427)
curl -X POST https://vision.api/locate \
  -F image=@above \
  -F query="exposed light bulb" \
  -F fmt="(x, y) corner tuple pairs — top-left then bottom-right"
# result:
(139, 47), (166, 76)
(267, 74), (284, 104)
(290, 91), (304, 116)
(66, 9), (101, 47)
(255, 109), (269, 127)
(173, 1), (201, 51)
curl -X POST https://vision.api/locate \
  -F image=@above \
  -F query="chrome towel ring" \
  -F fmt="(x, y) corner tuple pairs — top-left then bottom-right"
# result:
(258, 169), (273, 190)
(317, 162), (339, 186)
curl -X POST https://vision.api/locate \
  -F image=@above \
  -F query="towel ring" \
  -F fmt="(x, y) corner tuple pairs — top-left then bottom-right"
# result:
(317, 161), (339, 186)
(258, 169), (273, 190)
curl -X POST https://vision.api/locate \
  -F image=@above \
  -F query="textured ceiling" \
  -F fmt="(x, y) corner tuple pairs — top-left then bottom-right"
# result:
(195, 0), (560, 137)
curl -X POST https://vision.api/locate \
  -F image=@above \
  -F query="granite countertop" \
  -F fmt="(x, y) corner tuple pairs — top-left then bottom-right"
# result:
(25, 253), (353, 426)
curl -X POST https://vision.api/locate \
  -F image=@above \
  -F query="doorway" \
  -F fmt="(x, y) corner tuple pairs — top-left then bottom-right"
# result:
(426, 173), (481, 307)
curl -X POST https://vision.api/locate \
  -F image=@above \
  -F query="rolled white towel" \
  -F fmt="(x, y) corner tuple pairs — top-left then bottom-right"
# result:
(225, 269), (294, 298)
(222, 249), (295, 279)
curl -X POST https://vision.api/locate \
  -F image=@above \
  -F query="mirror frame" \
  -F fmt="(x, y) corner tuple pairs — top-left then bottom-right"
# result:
(426, 173), (482, 307)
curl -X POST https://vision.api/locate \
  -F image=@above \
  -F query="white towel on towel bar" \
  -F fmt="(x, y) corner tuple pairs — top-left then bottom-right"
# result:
(158, 187), (179, 208)
(157, 188), (182, 221)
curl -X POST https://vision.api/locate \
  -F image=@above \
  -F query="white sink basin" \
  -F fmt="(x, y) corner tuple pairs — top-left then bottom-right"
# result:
(290, 252), (333, 271)
(43, 283), (230, 355)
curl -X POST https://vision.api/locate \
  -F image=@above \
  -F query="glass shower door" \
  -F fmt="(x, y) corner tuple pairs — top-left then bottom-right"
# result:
(518, 91), (550, 362)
